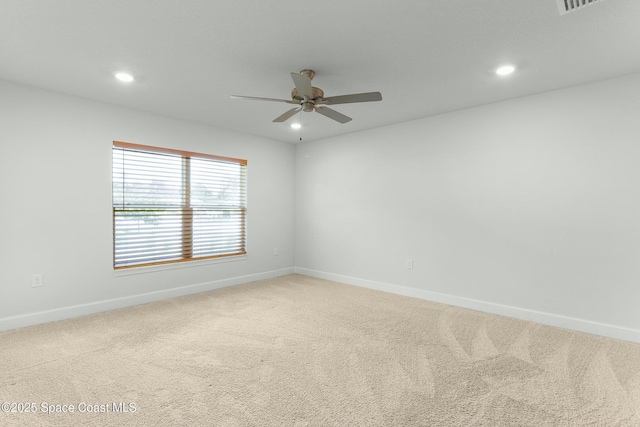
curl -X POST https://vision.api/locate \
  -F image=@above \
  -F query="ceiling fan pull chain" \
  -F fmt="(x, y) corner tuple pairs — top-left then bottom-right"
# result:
(299, 109), (303, 142)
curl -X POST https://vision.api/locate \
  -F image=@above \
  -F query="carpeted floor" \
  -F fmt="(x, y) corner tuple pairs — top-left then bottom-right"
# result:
(0, 274), (639, 426)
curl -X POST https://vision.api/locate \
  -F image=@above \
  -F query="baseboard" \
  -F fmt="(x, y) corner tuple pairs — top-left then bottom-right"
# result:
(295, 267), (640, 344)
(5, 266), (638, 344)
(0, 267), (295, 333)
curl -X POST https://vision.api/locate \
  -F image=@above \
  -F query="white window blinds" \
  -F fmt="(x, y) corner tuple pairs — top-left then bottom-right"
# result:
(112, 141), (247, 269)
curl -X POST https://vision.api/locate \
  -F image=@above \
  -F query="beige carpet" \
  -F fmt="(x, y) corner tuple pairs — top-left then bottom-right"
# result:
(0, 274), (639, 426)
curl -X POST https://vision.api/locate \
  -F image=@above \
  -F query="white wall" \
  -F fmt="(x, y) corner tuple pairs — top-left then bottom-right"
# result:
(0, 80), (295, 329)
(295, 73), (640, 343)
(3, 73), (639, 343)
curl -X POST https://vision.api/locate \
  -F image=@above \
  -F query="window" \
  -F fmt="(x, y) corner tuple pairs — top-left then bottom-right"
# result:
(112, 141), (247, 269)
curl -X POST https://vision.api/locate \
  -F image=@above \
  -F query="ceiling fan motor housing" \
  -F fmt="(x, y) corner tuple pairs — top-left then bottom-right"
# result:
(291, 87), (324, 103)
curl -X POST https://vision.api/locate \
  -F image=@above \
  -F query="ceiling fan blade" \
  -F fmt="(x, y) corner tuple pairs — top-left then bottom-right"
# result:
(231, 95), (295, 104)
(273, 107), (302, 123)
(314, 106), (352, 124)
(290, 72), (313, 99)
(317, 91), (382, 105)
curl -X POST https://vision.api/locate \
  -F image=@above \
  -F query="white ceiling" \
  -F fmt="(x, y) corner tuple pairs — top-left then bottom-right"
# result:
(2, 0), (640, 143)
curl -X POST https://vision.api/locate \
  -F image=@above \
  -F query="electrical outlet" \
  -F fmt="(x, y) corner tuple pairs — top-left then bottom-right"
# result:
(406, 259), (413, 269)
(273, 247), (279, 256)
(32, 273), (43, 288)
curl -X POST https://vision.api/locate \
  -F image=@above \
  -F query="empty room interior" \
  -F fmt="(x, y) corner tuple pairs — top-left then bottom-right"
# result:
(1, 1), (639, 426)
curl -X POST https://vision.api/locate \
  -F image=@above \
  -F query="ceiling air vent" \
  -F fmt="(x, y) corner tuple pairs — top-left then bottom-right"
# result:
(557, 0), (606, 15)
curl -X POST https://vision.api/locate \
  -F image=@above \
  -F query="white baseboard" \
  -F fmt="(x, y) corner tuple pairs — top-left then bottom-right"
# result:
(0, 268), (295, 332)
(4, 266), (638, 344)
(295, 267), (640, 344)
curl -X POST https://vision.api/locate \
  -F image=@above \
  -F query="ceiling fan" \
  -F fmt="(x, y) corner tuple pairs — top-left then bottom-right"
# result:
(231, 69), (382, 124)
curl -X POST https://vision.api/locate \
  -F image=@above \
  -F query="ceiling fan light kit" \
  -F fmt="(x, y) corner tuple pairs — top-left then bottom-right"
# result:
(231, 69), (382, 124)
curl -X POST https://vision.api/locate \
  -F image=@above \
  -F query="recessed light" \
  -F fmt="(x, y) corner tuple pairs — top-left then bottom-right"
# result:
(496, 65), (515, 76)
(291, 123), (301, 129)
(115, 72), (134, 83)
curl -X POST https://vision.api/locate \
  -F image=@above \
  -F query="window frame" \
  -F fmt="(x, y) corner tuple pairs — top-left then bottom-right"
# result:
(112, 141), (247, 270)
